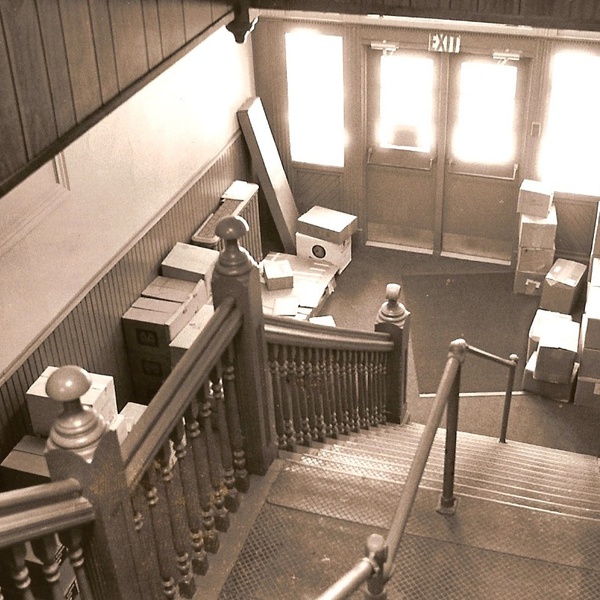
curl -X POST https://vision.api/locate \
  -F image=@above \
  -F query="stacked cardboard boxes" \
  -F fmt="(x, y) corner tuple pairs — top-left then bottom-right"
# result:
(523, 315), (580, 401)
(514, 179), (557, 296)
(296, 206), (358, 274)
(539, 258), (587, 314)
(574, 260), (600, 406)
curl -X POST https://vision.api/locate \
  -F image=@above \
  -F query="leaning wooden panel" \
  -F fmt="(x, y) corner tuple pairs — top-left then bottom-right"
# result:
(182, 0), (213, 41)
(237, 97), (298, 253)
(158, 0), (186, 58)
(141, 0), (163, 68)
(0, 0), (57, 160)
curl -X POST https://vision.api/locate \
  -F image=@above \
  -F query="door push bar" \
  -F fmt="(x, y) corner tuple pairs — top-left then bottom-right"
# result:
(367, 147), (435, 171)
(448, 160), (519, 181)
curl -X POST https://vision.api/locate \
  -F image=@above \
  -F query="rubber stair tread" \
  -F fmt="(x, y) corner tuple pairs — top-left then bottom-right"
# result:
(306, 449), (600, 513)
(323, 444), (600, 496)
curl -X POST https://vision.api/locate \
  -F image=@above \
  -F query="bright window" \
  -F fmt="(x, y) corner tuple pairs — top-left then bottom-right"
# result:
(452, 61), (517, 164)
(285, 30), (345, 167)
(379, 54), (434, 153)
(539, 51), (600, 195)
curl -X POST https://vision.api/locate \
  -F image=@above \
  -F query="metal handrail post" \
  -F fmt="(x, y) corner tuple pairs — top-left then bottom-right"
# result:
(437, 363), (460, 515)
(499, 354), (519, 443)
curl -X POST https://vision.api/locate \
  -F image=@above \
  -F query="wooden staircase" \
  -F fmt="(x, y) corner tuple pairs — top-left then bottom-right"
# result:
(211, 421), (600, 599)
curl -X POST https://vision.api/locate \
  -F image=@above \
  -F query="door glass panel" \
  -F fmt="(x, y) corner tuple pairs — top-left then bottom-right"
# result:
(452, 61), (517, 165)
(379, 54), (434, 153)
(285, 30), (345, 167)
(539, 51), (600, 195)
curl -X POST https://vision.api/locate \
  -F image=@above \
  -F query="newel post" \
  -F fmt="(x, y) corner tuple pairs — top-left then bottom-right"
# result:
(211, 216), (278, 475)
(44, 366), (145, 600)
(375, 283), (411, 424)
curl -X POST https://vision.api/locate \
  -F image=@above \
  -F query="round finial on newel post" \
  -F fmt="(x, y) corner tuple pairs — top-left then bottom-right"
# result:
(377, 283), (408, 326)
(45, 365), (108, 463)
(215, 215), (253, 277)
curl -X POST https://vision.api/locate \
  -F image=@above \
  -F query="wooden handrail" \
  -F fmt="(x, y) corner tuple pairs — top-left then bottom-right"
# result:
(122, 297), (243, 487)
(0, 479), (94, 548)
(264, 315), (395, 352)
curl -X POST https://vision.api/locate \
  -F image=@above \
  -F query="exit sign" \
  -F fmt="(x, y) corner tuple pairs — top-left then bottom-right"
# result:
(428, 32), (461, 53)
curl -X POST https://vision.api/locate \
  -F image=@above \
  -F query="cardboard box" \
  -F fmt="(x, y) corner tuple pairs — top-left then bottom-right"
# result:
(518, 205), (557, 249)
(120, 402), (148, 433)
(296, 232), (351, 274)
(581, 312), (600, 350)
(142, 276), (208, 307)
(128, 350), (172, 381)
(0, 435), (49, 491)
(309, 315), (337, 327)
(160, 242), (219, 292)
(263, 259), (294, 291)
(169, 303), (215, 365)
(534, 320), (580, 384)
(540, 259), (587, 314)
(517, 179), (554, 217)
(516, 246), (555, 274)
(522, 351), (578, 402)
(297, 206), (358, 245)
(579, 346), (600, 379)
(574, 377), (600, 407)
(589, 257), (600, 286)
(26, 367), (117, 437)
(122, 296), (195, 355)
(109, 414), (128, 444)
(527, 309), (572, 359)
(513, 269), (545, 296)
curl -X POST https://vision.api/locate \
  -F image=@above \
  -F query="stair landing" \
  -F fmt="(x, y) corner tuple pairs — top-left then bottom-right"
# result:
(215, 423), (600, 599)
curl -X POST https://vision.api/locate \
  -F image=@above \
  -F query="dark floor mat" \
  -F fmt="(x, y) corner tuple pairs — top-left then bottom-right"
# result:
(401, 271), (539, 394)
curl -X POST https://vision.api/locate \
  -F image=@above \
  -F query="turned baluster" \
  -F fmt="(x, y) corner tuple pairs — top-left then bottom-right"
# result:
(29, 534), (62, 599)
(377, 352), (388, 424)
(268, 343), (287, 449)
(58, 527), (93, 599)
(210, 363), (239, 512)
(184, 402), (219, 553)
(288, 346), (304, 446)
(198, 383), (229, 532)
(295, 347), (312, 446)
(280, 345), (297, 451)
(367, 351), (379, 427)
(170, 421), (208, 575)
(155, 439), (196, 598)
(325, 348), (339, 438)
(311, 347), (327, 443)
(303, 348), (319, 442)
(222, 344), (249, 492)
(1, 544), (34, 600)
(336, 349), (350, 436)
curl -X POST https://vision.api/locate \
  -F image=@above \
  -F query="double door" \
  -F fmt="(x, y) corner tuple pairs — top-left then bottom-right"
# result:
(366, 45), (530, 262)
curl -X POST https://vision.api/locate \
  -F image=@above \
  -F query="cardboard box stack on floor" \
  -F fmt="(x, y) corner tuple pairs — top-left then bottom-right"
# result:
(575, 255), (600, 406)
(122, 243), (218, 404)
(514, 179), (557, 296)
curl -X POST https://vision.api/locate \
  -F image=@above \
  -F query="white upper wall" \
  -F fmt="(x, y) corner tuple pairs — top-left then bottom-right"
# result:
(0, 26), (255, 380)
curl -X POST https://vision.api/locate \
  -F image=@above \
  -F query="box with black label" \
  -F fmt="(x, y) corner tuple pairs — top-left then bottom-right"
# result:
(540, 259), (587, 314)
(296, 232), (352, 274)
(122, 296), (195, 356)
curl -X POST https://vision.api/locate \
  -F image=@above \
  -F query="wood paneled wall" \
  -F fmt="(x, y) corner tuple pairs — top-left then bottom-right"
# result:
(0, 0), (233, 198)
(251, 1), (600, 31)
(0, 134), (252, 462)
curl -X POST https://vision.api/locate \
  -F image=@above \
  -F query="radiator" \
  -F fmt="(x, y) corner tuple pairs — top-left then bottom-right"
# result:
(191, 180), (263, 262)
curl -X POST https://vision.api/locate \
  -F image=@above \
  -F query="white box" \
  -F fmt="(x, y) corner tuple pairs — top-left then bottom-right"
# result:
(518, 205), (557, 249)
(263, 259), (294, 291)
(297, 206), (358, 244)
(120, 402), (148, 433)
(517, 179), (554, 217)
(169, 303), (215, 365)
(26, 367), (118, 437)
(161, 242), (219, 292)
(109, 414), (128, 444)
(534, 320), (580, 384)
(296, 232), (351, 274)
(142, 276), (208, 306)
(527, 309), (572, 359)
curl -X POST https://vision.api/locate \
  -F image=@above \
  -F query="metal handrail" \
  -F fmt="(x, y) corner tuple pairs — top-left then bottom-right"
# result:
(315, 338), (519, 600)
